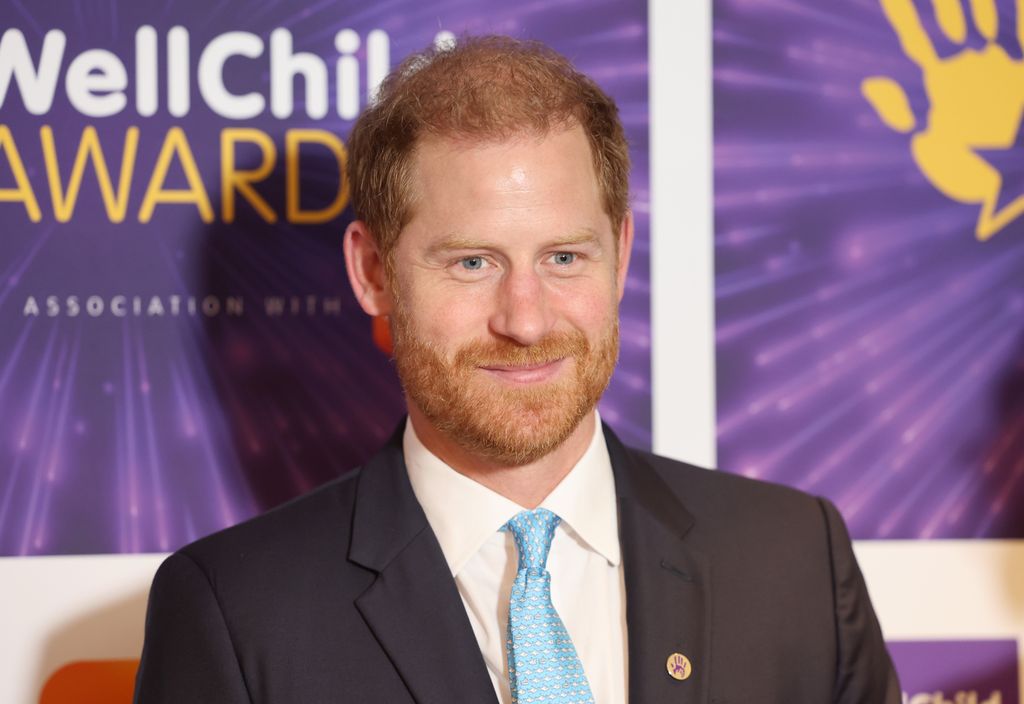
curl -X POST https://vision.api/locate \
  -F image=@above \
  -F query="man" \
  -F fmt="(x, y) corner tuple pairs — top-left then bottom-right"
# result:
(134, 36), (900, 703)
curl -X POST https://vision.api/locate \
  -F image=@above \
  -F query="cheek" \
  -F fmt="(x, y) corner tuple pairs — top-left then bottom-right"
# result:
(405, 280), (494, 342)
(545, 279), (619, 331)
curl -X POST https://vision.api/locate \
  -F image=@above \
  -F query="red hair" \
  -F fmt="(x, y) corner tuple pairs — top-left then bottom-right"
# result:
(346, 35), (631, 264)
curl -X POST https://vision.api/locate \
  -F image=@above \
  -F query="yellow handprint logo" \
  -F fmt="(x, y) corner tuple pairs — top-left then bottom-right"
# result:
(863, 0), (1024, 240)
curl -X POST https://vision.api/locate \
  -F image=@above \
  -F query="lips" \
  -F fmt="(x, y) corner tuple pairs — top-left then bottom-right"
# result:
(478, 358), (566, 384)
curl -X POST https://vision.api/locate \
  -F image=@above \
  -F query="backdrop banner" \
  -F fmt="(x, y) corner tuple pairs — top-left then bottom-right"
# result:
(714, 0), (1024, 540)
(889, 640), (1019, 704)
(713, 0), (1024, 693)
(0, 0), (651, 557)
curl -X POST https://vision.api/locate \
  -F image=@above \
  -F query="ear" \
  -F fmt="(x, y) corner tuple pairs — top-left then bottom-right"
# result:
(343, 220), (394, 316)
(615, 210), (634, 302)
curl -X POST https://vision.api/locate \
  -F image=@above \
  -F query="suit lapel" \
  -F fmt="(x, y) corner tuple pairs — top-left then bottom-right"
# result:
(348, 428), (498, 704)
(605, 425), (712, 704)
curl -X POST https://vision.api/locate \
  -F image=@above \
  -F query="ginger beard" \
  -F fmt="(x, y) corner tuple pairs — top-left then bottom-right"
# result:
(391, 307), (619, 466)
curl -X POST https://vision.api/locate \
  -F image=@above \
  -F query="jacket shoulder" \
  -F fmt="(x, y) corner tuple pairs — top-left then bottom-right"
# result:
(634, 448), (827, 520)
(172, 469), (364, 584)
(624, 447), (852, 574)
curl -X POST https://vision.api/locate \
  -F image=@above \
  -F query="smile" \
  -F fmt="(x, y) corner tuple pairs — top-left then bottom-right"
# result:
(478, 358), (566, 384)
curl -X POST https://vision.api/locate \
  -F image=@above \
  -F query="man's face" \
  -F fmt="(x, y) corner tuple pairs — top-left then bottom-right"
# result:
(388, 125), (631, 466)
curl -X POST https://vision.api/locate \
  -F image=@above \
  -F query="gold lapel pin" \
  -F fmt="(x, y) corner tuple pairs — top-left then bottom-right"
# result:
(666, 652), (692, 681)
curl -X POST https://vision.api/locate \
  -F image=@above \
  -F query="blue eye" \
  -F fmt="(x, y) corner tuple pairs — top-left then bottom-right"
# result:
(552, 252), (576, 266)
(460, 257), (485, 270)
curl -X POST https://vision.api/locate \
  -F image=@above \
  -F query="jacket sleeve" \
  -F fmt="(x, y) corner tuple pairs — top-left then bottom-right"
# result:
(133, 551), (252, 704)
(818, 497), (901, 704)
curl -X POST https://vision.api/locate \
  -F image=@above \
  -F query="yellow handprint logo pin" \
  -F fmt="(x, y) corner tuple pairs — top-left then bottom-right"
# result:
(863, 0), (1024, 241)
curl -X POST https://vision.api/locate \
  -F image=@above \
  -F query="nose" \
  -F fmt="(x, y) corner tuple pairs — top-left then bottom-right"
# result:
(488, 267), (555, 346)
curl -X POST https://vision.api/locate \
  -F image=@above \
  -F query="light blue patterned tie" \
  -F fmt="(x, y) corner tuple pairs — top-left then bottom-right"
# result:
(504, 508), (595, 704)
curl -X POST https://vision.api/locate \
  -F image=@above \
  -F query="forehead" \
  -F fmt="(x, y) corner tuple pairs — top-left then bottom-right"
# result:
(404, 125), (606, 233)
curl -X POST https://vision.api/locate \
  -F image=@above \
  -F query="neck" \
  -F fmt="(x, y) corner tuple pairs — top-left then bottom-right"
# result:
(406, 405), (597, 509)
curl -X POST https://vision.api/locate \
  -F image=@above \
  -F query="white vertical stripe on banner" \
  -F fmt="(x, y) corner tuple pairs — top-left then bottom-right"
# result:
(649, 0), (717, 469)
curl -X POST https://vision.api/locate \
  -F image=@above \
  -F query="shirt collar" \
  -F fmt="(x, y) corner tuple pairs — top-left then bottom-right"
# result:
(404, 412), (621, 576)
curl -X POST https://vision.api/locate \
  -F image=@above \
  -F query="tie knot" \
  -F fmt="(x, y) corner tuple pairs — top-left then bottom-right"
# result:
(505, 508), (561, 573)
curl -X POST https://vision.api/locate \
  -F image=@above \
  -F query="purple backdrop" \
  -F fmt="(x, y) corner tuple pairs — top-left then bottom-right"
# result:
(890, 640), (1019, 703)
(0, 0), (650, 556)
(714, 0), (1024, 538)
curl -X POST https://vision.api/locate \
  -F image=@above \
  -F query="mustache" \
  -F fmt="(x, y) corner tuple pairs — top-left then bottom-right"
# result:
(453, 331), (589, 368)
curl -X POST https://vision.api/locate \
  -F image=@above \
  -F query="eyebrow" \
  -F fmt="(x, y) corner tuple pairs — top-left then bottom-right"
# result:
(426, 229), (604, 256)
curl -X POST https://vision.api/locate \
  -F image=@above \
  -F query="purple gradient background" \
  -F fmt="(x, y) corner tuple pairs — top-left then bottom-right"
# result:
(714, 0), (1024, 538)
(890, 640), (1019, 702)
(0, 0), (650, 556)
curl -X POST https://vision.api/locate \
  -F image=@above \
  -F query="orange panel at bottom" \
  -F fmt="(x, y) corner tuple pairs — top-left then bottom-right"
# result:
(40, 660), (139, 704)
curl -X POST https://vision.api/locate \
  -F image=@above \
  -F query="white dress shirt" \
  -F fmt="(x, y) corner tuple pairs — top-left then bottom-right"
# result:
(404, 413), (628, 704)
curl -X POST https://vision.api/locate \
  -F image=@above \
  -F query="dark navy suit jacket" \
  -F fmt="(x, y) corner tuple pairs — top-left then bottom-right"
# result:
(134, 423), (900, 703)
